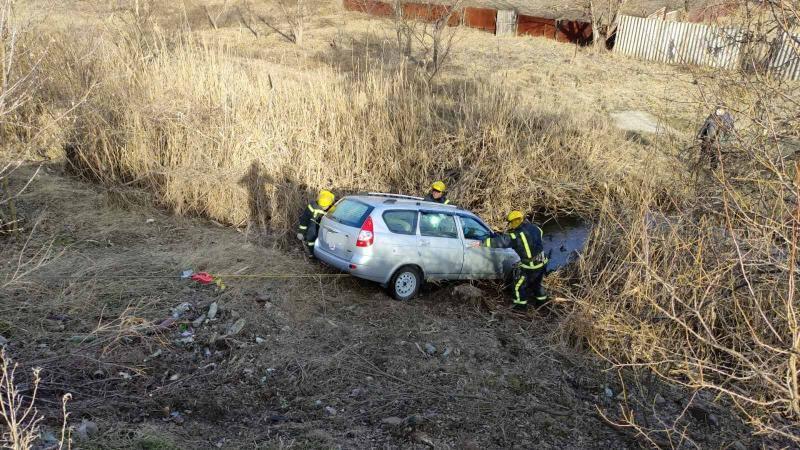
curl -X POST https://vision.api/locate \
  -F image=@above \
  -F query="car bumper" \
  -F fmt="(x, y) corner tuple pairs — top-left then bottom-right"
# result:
(314, 246), (387, 285)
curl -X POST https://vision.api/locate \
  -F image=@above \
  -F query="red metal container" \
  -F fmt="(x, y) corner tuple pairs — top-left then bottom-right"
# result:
(343, 0), (394, 17)
(463, 7), (496, 33)
(402, 3), (461, 26)
(517, 15), (557, 38)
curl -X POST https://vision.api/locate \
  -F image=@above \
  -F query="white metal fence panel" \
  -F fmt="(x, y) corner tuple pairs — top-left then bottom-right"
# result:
(615, 15), (743, 70)
(767, 32), (800, 80)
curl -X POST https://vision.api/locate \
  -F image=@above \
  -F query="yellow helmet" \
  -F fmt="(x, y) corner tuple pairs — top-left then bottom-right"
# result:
(431, 181), (446, 192)
(317, 190), (335, 208)
(506, 210), (524, 222)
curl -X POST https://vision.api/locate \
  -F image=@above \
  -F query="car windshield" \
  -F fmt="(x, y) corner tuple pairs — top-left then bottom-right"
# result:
(329, 199), (373, 228)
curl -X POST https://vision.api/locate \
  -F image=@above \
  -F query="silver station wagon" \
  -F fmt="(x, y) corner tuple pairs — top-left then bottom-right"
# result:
(314, 193), (520, 300)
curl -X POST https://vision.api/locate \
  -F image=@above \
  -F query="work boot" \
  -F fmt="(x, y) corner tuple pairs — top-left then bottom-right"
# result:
(512, 302), (528, 311)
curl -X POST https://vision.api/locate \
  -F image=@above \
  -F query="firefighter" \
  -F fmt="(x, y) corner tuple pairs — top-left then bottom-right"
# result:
(297, 190), (335, 255)
(424, 181), (450, 205)
(697, 106), (734, 169)
(473, 211), (548, 309)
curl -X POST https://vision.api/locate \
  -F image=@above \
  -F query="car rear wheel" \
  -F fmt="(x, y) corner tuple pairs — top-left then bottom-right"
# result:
(389, 266), (422, 301)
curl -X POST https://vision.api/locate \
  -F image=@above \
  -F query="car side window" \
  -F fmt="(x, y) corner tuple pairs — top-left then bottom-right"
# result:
(383, 210), (417, 235)
(460, 216), (491, 241)
(420, 212), (458, 239)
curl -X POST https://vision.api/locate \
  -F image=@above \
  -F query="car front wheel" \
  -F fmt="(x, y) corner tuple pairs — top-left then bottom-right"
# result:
(389, 266), (422, 301)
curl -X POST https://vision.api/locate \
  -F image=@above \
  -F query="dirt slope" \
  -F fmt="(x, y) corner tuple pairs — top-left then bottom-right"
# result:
(0, 163), (764, 449)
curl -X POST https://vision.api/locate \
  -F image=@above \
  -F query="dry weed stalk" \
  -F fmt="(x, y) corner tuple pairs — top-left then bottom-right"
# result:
(0, 350), (72, 450)
(0, 350), (43, 450)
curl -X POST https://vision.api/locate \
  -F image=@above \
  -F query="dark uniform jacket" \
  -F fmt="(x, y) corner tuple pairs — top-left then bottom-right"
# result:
(484, 221), (547, 269)
(697, 112), (734, 142)
(298, 201), (328, 245)
(423, 193), (450, 205)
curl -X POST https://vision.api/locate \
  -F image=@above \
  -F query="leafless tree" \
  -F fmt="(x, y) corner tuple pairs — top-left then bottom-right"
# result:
(388, 1), (464, 81)
(586, 0), (627, 49)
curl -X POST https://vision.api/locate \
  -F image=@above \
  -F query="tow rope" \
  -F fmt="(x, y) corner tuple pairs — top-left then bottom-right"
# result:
(1, 270), (352, 291)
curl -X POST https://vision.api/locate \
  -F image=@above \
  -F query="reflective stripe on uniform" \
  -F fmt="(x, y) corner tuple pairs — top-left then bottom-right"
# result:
(520, 232), (532, 259)
(485, 238), (491, 247)
(514, 275), (527, 304)
(307, 242), (315, 246)
(298, 225), (308, 230)
(510, 233), (516, 239)
(444, 200), (450, 205)
(308, 204), (326, 216)
(536, 296), (548, 301)
(520, 262), (544, 270)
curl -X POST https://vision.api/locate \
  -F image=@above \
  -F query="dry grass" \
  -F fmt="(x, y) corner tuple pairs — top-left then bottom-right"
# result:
(3, 0), (800, 444)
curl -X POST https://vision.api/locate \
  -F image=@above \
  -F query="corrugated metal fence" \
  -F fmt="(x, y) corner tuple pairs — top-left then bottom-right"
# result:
(342, 0), (593, 45)
(614, 15), (743, 69)
(766, 32), (800, 81)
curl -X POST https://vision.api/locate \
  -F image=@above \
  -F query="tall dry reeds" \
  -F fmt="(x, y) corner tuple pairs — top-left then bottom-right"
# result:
(39, 24), (657, 238)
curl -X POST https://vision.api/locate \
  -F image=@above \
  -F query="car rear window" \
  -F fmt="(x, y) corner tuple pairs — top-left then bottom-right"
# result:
(329, 199), (373, 228)
(420, 212), (458, 239)
(383, 210), (417, 235)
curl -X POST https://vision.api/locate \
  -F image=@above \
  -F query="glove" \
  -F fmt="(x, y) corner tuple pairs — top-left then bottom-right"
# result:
(296, 233), (304, 241)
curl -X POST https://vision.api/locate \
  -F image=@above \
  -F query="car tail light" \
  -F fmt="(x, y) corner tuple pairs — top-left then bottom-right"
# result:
(356, 216), (374, 247)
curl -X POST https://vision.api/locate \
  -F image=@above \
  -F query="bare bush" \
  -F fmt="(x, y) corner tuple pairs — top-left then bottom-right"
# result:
(570, 2), (800, 441)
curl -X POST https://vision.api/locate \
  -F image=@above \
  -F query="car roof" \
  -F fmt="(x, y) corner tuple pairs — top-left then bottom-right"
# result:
(344, 193), (473, 215)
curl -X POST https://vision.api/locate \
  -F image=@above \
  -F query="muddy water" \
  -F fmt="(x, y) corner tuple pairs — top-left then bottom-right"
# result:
(539, 216), (591, 271)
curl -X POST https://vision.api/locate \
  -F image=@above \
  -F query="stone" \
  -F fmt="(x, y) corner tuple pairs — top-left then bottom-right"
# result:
(442, 347), (452, 357)
(708, 414), (719, 427)
(411, 431), (434, 448)
(0, 335), (7, 346)
(39, 430), (60, 446)
(170, 411), (184, 425)
(424, 343), (437, 355)
(462, 439), (481, 450)
(305, 429), (334, 443)
(654, 393), (666, 405)
(604, 387), (614, 398)
(44, 319), (65, 332)
(156, 318), (176, 330)
(533, 411), (556, 428)
(255, 337), (265, 345)
(192, 314), (206, 329)
(452, 284), (484, 302)
(350, 388), (364, 398)
(207, 302), (219, 320)
(76, 420), (98, 441)
(324, 406), (337, 416)
(731, 441), (746, 450)
(226, 319), (246, 336)
(381, 416), (404, 426)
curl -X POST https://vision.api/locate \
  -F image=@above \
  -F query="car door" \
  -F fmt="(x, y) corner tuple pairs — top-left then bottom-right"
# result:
(418, 211), (463, 280)
(457, 215), (508, 279)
